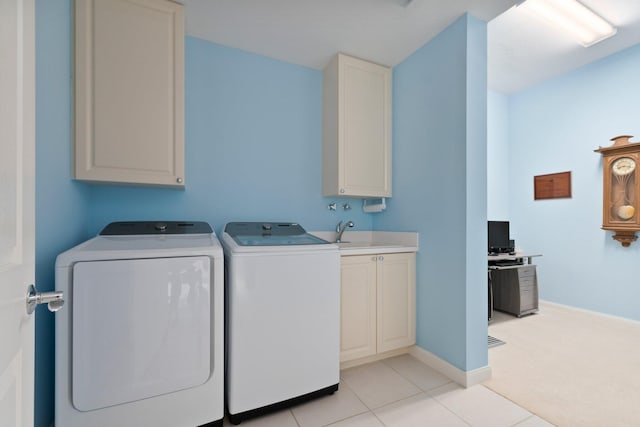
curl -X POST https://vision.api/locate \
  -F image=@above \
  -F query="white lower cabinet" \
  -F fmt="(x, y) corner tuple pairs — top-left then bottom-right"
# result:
(340, 252), (416, 362)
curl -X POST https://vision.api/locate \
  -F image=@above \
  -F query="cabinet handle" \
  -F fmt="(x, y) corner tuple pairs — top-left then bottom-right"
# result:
(378, 256), (384, 261)
(176, 177), (183, 184)
(371, 257), (377, 261)
(340, 188), (345, 193)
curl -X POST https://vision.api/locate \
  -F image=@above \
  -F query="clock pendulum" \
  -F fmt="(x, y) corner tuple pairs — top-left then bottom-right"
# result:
(612, 157), (636, 220)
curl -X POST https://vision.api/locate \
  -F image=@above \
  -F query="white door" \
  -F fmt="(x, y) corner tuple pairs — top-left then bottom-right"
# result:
(0, 0), (36, 426)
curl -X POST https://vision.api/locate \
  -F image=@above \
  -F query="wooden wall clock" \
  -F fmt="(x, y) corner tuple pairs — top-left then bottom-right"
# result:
(595, 135), (640, 247)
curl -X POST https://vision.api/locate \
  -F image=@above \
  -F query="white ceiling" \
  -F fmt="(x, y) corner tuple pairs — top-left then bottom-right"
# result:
(489, 0), (640, 93)
(181, 0), (640, 94)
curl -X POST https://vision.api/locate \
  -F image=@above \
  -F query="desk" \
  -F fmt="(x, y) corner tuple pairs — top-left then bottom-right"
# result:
(488, 253), (542, 265)
(488, 253), (542, 319)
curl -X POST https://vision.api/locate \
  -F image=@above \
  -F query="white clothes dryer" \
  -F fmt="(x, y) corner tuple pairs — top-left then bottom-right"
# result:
(55, 221), (224, 427)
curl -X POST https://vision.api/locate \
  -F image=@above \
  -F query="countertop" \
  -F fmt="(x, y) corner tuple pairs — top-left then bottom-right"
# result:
(310, 231), (418, 255)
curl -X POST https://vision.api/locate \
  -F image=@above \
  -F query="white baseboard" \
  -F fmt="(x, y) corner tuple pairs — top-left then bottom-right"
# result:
(409, 345), (492, 388)
(340, 347), (411, 370)
(541, 299), (640, 326)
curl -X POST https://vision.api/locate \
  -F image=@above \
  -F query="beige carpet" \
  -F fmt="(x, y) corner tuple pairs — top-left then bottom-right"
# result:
(484, 301), (640, 427)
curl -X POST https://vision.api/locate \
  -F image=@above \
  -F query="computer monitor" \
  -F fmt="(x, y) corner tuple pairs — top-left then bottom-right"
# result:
(488, 221), (511, 254)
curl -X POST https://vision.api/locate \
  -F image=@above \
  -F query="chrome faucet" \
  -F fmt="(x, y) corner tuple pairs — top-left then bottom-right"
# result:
(335, 220), (354, 243)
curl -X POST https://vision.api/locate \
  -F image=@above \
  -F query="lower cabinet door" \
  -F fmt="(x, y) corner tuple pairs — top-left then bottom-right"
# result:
(340, 255), (377, 362)
(377, 253), (416, 353)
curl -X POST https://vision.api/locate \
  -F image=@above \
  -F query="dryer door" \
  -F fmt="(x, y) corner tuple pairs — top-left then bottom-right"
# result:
(71, 256), (211, 411)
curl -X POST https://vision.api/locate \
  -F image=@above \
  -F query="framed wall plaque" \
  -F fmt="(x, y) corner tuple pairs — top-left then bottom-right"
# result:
(534, 171), (571, 200)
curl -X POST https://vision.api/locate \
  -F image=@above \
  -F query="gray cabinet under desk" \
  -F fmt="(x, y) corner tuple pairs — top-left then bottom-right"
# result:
(490, 264), (539, 317)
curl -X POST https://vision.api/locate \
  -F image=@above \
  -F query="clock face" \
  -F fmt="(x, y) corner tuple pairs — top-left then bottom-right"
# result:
(612, 157), (636, 176)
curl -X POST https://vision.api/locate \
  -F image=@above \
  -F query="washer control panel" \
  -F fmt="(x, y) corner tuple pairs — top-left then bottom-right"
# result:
(99, 221), (213, 235)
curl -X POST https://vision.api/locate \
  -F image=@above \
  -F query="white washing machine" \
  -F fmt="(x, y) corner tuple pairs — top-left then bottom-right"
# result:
(221, 222), (340, 424)
(55, 221), (224, 427)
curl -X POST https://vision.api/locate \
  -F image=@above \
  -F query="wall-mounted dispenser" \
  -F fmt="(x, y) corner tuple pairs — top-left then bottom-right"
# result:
(362, 198), (386, 213)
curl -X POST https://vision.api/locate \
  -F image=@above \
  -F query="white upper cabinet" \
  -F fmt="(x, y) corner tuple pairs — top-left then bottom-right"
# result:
(74, 0), (185, 187)
(322, 53), (392, 198)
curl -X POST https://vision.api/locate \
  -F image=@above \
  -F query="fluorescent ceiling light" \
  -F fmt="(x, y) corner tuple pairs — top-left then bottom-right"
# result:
(519, 0), (617, 47)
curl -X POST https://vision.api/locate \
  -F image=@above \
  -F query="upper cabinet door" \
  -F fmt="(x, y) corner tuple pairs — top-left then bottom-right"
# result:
(323, 53), (392, 198)
(75, 0), (185, 187)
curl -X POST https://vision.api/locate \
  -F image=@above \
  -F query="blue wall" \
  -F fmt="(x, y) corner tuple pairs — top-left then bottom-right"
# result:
(503, 43), (640, 321)
(86, 37), (372, 236)
(487, 91), (510, 220)
(35, 1), (89, 426)
(375, 15), (488, 371)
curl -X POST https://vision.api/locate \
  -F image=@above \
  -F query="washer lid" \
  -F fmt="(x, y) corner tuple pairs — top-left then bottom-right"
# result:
(100, 221), (213, 235)
(224, 222), (329, 246)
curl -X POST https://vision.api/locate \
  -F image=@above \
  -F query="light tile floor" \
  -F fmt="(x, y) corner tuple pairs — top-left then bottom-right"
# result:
(222, 354), (555, 427)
